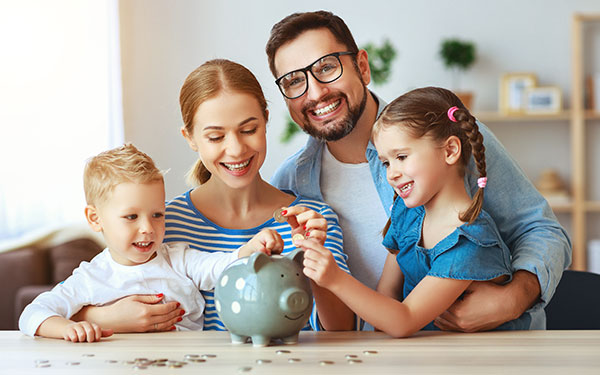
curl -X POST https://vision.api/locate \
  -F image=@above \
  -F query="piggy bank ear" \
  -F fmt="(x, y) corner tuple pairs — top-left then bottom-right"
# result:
(287, 248), (304, 265)
(248, 252), (270, 272)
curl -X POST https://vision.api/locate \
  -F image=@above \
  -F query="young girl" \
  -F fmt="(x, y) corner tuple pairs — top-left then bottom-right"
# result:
(73, 59), (355, 333)
(298, 87), (530, 337)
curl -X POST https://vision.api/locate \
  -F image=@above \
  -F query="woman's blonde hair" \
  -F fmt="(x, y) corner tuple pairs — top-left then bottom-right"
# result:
(179, 59), (268, 186)
(83, 143), (163, 205)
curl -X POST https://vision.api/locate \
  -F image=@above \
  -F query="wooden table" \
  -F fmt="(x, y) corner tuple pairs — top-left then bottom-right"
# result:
(1, 330), (599, 374)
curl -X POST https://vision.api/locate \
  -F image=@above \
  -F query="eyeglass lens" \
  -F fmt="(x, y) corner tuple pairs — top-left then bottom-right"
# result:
(279, 54), (343, 99)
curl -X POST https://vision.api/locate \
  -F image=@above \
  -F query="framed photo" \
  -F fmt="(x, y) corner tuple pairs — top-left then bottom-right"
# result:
(524, 86), (562, 114)
(499, 73), (537, 114)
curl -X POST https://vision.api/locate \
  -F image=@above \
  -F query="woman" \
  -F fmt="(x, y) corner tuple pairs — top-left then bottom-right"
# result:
(73, 59), (354, 332)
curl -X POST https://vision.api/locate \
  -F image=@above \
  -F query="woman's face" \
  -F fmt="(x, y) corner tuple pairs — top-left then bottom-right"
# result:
(183, 90), (268, 190)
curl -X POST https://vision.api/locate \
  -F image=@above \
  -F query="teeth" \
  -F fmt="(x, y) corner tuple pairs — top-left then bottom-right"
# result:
(223, 159), (250, 170)
(313, 100), (341, 116)
(400, 183), (413, 193)
(135, 242), (151, 248)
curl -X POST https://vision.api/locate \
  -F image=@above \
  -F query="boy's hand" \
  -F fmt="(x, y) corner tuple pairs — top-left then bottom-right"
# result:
(296, 238), (342, 288)
(280, 206), (327, 245)
(239, 229), (284, 257)
(63, 321), (113, 342)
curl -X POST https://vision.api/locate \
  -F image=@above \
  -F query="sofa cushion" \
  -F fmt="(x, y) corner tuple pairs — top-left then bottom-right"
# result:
(49, 238), (103, 284)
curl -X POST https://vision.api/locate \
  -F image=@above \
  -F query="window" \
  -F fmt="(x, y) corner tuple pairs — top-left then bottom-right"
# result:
(0, 0), (123, 247)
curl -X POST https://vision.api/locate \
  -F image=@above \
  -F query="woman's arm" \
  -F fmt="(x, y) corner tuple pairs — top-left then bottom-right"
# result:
(72, 295), (183, 333)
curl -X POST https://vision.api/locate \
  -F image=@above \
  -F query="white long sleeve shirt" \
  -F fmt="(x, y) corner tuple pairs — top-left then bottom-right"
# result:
(19, 242), (238, 337)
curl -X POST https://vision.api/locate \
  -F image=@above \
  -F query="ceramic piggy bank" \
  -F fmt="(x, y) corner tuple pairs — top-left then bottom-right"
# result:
(214, 249), (313, 347)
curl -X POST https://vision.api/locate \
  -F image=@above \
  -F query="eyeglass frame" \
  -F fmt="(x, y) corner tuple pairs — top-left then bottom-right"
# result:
(274, 51), (357, 100)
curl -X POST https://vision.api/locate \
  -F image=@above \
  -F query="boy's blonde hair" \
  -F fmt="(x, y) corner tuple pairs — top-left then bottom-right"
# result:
(83, 143), (163, 205)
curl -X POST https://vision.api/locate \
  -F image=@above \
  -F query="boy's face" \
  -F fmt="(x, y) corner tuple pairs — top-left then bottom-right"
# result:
(86, 181), (166, 266)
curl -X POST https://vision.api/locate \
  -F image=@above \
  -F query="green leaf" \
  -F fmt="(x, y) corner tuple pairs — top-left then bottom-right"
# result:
(439, 38), (476, 71)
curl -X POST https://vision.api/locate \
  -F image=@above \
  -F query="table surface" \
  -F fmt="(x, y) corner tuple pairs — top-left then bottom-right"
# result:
(1, 330), (599, 374)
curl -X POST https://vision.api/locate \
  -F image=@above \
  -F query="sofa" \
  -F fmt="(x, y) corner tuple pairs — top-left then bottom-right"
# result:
(0, 237), (103, 330)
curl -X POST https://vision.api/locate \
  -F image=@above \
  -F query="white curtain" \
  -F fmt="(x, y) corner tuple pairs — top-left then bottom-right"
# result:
(0, 0), (123, 247)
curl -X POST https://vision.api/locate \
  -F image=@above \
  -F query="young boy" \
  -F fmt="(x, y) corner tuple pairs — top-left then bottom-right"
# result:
(19, 143), (268, 342)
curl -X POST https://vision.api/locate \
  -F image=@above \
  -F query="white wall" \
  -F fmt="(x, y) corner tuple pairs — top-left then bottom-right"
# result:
(119, 0), (600, 241)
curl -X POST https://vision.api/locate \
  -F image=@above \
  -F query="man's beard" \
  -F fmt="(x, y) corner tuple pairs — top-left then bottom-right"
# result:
(299, 85), (368, 142)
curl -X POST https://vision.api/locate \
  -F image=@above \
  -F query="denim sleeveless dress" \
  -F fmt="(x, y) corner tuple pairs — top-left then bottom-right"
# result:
(382, 199), (531, 330)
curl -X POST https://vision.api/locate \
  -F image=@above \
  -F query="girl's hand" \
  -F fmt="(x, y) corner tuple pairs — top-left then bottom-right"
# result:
(280, 206), (327, 245)
(296, 238), (343, 289)
(63, 321), (113, 343)
(239, 228), (284, 257)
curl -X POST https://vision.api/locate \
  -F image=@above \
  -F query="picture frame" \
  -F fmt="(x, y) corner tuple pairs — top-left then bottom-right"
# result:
(499, 73), (537, 114)
(523, 86), (562, 114)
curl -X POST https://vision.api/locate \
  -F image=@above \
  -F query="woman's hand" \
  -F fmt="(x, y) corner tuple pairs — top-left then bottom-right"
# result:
(72, 294), (183, 333)
(239, 228), (284, 257)
(280, 206), (327, 245)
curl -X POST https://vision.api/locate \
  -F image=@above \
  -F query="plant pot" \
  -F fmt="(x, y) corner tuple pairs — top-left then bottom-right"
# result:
(455, 91), (474, 110)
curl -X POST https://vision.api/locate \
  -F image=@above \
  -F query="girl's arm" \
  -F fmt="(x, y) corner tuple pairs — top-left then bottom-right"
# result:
(285, 205), (355, 331)
(376, 252), (404, 300)
(301, 238), (471, 337)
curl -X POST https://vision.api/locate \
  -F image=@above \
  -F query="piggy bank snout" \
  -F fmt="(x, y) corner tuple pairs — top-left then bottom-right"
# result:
(279, 288), (310, 313)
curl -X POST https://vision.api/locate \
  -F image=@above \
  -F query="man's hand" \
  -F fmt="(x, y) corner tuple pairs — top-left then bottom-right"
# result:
(434, 270), (540, 332)
(72, 294), (183, 333)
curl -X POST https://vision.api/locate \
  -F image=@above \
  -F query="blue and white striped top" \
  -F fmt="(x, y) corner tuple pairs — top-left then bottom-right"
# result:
(164, 190), (349, 331)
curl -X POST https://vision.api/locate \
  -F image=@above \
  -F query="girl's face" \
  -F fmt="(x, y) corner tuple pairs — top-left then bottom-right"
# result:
(183, 91), (268, 190)
(374, 125), (449, 209)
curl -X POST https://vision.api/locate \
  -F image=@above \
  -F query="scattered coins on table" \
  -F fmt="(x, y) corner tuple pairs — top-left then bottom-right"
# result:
(273, 208), (286, 223)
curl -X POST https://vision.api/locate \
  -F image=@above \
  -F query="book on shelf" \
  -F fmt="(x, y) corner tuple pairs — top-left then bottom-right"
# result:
(586, 73), (600, 112)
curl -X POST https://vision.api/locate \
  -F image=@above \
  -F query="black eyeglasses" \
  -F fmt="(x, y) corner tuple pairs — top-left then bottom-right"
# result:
(275, 51), (356, 99)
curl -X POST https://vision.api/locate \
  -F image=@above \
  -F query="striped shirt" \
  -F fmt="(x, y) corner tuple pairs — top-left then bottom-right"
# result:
(164, 190), (349, 331)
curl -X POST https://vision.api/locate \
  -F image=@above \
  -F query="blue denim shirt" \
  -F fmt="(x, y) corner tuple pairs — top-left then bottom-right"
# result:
(383, 201), (531, 330)
(271, 91), (572, 329)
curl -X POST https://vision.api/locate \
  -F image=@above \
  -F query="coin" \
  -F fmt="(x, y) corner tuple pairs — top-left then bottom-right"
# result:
(276, 349), (291, 354)
(288, 358), (301, 363)
(66, 361), (80, 366)
(273, 208), (286, 223)
(348, 359), (363, 364)
(256, 359), (272, 364)
(201, 354), (217, 359)
(238, 366), (252, 373)
(319, 360), (334, 365)
(292, 233), (305, 242)
(345, 354), (358, 359)
(363, 350), (378, 355)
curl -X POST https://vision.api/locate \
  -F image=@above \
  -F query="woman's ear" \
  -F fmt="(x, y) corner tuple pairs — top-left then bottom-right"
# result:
(444, 136), (462, 165)
(85, 205), (103, 232)
(181, 127), (198, 152)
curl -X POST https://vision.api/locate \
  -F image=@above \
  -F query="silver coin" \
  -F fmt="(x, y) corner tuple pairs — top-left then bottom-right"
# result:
(276, 349), (291, 354)
(288, 358), (301, 363)
(106, 360), (118, 364)
(319, 360), (334, 365)
(82, 353), (95, 357)
(155, 358), (168, 362)
(35, 363), (51, 368)
(238, 366), (252, 373)
(292, 233), (305, 242)
(345, 354), (358, 359)
(256, 359), (272, 364)
(34, 360), (49, 364)
(201, 354), (217, 359)
(273, 208), (286, 223)
(133, 365), (147, 370)
(348, 359), (363, 364)
(187, 358), (206, 363)
(66, 361), (80, 366)
(154, 363), (166, 367)
(184, 354), (199, 359)
(363, 350), (378, 355)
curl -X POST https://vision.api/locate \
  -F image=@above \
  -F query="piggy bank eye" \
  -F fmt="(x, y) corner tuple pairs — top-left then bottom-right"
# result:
(281, 274), (285, 278)
(296, 273), (299, 277)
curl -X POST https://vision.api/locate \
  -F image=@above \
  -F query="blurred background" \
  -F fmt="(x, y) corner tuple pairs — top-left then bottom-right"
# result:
(1, 0), (600, 271)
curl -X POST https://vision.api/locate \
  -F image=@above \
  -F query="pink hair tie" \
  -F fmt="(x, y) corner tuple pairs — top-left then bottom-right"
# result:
(447, 106), (459, 122)
(477, 177), (488, 188)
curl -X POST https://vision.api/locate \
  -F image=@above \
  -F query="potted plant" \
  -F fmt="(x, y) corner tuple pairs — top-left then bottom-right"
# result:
(439, 38), (476, 109)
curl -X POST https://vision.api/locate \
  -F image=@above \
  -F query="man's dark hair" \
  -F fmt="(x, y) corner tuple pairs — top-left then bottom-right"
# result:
(266, 11), (359, 77)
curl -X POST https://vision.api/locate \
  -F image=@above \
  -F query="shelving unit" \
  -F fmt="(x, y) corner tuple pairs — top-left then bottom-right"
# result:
(571, 13), (600, 270)
(471, 14), (600, 271)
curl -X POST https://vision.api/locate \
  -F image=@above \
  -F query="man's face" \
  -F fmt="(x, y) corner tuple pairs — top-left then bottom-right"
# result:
(273, 28), (370, 142)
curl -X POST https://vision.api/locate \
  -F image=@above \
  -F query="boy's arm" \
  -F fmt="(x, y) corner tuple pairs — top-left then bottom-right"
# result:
(36, 316), (112, 342)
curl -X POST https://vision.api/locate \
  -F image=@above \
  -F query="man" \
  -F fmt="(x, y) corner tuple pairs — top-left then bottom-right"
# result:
(266, 10), (571, 331)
